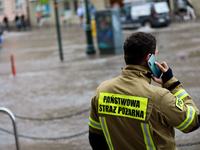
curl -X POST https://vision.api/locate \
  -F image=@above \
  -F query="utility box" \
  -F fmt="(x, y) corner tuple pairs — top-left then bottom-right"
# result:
(95, 9), (123, 54)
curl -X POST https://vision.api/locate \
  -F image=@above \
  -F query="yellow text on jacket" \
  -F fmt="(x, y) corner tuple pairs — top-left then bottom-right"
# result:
(98, 92), (148, 121)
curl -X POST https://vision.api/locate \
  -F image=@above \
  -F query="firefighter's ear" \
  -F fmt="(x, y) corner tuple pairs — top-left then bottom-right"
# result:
(144, 53), (151, 67)
(146, 53), (152, 62)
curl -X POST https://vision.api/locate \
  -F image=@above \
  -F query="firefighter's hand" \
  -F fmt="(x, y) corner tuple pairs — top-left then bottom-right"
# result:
(152, 62), (169, 84)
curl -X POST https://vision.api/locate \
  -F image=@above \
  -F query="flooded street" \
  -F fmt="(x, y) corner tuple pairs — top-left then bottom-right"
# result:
(0, 19), (200, 150)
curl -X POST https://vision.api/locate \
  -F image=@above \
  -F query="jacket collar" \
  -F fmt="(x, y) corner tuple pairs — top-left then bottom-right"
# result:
(121, 65), (152, 83)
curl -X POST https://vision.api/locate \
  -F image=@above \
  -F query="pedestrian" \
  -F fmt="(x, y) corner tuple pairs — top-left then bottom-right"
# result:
(186, 0), (196, 19)
(177, 0), (187, 20)
(88, 32), (200, 150)
(0, 28), (2, 44)
(20, 14), (26, 30)
(76, 5), (84, 26)
(15, 15), (20, 31)
(88, 3), (96, 19)
(36, 11), (42, 26)
(112, 0), (120, 8)
(3, 15), (9, 30)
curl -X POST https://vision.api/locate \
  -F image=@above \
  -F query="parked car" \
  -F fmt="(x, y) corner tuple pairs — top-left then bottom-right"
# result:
(120, 1), (171, 28)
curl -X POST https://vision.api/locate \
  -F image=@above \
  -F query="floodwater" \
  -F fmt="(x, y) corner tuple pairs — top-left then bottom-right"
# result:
(0, 19), (200, 150)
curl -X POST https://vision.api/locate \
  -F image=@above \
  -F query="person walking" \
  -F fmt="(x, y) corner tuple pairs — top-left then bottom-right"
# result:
(20, 14), (26, 30)
(186, 0), (196, 19)
(76, 5), (84, 26)
(36, 11), (42, 26)
(3, 15), (9, 30)
(15, 15), (20, 31)
(88, 32), (200, 150)
(88, 3), (96, 19)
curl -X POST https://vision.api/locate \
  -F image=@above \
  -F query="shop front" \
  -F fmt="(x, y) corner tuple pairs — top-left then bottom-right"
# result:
(28, 0), (200, 27)
(28, 0), (82, 26)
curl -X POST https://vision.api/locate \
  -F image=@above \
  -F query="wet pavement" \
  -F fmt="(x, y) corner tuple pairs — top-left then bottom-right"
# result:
(0, 19), (200, 150)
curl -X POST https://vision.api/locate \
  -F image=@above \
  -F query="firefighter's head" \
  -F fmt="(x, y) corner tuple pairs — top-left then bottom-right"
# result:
(123, 32), (157, 66)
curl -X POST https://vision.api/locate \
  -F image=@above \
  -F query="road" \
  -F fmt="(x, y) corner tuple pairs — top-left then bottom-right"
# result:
(0, 19), (200, 150)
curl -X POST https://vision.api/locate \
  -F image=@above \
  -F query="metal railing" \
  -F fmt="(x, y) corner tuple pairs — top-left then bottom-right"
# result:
(0, 107), (20, 150)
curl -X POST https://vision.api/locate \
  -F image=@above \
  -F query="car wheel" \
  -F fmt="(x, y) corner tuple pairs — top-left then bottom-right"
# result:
(143, 21), (152, 28)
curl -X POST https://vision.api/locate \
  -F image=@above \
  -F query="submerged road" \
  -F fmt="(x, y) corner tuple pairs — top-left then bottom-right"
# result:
(0, 19), (200, 150)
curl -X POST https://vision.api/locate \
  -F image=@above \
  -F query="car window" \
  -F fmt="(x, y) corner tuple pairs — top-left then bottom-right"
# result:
(131, 4), (151, 17)
(154, 2), (169, 13)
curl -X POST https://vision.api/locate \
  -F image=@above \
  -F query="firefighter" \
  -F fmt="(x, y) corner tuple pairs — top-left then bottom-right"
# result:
(88, 32), (200, 150)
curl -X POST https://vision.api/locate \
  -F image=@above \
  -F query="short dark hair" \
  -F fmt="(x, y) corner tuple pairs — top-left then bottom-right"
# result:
(123, 32), (156, 65)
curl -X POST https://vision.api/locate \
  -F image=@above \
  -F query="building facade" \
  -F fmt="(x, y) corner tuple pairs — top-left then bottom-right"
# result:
(27, 0), (200, 27)
(0, 0), (28, 27)
(28, 0), (108, 26)
(0, 0), (200, 27)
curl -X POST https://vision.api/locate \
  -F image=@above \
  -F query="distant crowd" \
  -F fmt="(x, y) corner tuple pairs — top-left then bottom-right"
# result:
(2, 14), (27, 32)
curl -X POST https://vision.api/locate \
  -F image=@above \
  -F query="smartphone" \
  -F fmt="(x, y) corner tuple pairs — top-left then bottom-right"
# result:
(147, 54), (162, 78)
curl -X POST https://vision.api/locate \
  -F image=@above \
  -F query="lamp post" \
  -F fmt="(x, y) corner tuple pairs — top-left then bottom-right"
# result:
(84, 0), (95, 54)
(26, 0), (30, 27)
(54, 0), (64, 61)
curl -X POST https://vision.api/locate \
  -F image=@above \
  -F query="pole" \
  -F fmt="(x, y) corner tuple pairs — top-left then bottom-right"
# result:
(84, 0), (95, 54)
(26, 0), (31, 28)
(169, 0), (175, 21)
(54, 0), (64, 61)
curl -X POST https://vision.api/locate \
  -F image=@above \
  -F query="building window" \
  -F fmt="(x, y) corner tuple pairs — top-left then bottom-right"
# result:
(14, 0), (22, 13)
(0, 0), (4, 14)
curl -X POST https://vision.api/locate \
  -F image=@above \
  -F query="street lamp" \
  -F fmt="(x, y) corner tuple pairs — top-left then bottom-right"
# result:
(84, 0), (95, 54)
(54, 0), (64, 61)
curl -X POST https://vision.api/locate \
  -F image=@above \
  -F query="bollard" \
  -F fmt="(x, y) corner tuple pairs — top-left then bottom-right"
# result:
(10, 54), (16, 76)
(91, 19), (96, 37)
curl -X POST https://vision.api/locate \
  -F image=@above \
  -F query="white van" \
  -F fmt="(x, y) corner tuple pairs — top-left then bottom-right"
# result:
(120, 2), (171, 28)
